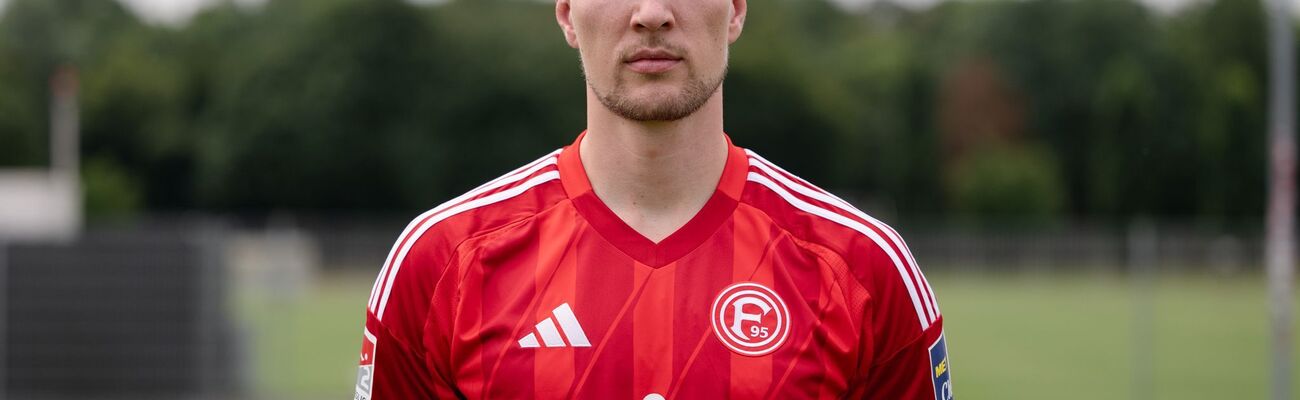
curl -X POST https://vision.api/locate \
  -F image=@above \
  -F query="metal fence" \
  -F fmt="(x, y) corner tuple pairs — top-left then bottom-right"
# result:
(907, 225), (1260, 273)
(1, 223), (242, 400)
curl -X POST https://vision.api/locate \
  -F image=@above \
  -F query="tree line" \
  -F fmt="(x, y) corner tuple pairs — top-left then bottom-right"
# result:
(0, 0), (1278, 227)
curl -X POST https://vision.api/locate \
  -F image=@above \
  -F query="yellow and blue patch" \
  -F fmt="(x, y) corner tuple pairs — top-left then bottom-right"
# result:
(929, 333), (953, 400)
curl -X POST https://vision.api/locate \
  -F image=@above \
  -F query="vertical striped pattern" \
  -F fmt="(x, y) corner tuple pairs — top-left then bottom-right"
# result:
(768, 234), (829, 397)
(668, 219), (734, 399)
(533, 216), (581, 398)
(571, 227), (636, 399)
(730, 211), (775, 399)
(455, 252), (487, 397)
(476, 217), (540, 399)
(632, 263), (675, 398)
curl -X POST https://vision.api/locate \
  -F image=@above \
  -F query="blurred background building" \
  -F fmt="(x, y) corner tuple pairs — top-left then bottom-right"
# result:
(0, 0), (1295, 398)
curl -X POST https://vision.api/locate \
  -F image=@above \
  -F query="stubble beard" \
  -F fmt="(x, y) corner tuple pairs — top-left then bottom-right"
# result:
(585, 45), (727, 122)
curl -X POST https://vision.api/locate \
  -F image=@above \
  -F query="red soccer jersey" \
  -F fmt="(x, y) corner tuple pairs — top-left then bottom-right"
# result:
(355, 133), (951, 400)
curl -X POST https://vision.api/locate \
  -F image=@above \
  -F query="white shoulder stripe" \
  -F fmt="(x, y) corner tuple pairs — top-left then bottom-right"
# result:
(879, 220), (940, 316)
(747, 172), (933, 329)
(747, 153), (940, 320)
(377, 170), (561, 320)
(369, 150), (560, 311)
(368, 149), (561, 312)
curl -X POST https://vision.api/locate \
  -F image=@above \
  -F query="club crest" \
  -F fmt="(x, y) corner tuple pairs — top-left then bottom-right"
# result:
(710, 282), (791, 357)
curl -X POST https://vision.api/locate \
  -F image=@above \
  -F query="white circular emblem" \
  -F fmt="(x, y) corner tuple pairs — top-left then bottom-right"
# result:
(710, 282), (791, 357)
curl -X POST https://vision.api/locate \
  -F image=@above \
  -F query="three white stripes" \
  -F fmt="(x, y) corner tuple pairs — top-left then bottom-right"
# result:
(518, 303), (591, 348)
(745, 151), (940, 329)
(369, 150), (563, 321)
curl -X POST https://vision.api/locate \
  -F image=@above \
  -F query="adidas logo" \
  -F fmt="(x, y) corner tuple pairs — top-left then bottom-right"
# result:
(518, 303), (591, 348)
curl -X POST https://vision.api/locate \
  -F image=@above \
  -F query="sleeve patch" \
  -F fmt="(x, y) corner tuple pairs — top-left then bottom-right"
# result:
(929, 333), (953, 400)
(355, 328), (377, 400)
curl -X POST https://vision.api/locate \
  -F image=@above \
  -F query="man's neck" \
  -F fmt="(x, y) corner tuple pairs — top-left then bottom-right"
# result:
(580, 92), (729, 243)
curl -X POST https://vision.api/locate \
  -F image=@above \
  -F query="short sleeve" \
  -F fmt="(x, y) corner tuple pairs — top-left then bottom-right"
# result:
(847, 228), (951, 399)
(355, 217), (463, 400)
(858, 318), (951, 400)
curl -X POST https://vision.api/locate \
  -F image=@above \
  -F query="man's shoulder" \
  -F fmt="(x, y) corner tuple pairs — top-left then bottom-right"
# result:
(365, 149), (569, 333)
(738, 149), (918, 276)
(398, 149), (569, 254)
(738, 149), (906, 256)
(739, 149), (941, 331)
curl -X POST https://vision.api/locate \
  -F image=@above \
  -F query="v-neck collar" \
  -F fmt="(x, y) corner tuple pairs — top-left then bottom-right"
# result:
(558, 131), (749, 268)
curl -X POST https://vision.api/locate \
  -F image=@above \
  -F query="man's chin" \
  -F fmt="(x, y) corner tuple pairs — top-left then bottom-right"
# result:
(622, 92), (689, 110)
(607, 101), (696, 122)
(594, 76), (720, 122)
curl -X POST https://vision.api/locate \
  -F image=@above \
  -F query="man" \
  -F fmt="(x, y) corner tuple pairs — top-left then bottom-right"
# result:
(355, 0), (951, 398)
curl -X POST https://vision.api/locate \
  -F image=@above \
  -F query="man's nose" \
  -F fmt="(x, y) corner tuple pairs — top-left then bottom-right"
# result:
(631, 0), (675, 32)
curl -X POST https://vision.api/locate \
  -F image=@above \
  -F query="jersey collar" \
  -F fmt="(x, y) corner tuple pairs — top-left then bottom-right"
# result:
(559, 131), (748, 268)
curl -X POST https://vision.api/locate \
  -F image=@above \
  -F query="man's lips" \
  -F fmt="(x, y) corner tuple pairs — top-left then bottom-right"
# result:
(626, 58), (681, 74)
(625, 49), (683, 74)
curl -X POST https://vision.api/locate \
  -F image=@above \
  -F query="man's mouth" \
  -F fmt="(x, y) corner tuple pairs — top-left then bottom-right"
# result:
(625, 48), (683, 74)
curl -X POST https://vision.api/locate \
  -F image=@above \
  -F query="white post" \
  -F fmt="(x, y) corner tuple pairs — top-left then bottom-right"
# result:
(49, 65), (82, 239)
(1265, 0), (1295, 398)
(1128, 220), (1156, 400)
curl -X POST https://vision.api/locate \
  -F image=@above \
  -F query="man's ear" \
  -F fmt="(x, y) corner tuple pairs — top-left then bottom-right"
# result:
(728, 0), (747, 44)
(557, 0), (580, 49)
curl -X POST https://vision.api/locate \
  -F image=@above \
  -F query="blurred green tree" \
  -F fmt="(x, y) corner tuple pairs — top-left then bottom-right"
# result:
(195, 0), (444, 211)
(947, 143), (1066, 227)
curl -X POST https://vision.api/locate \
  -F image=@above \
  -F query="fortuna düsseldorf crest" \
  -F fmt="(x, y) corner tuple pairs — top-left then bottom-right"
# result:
(710, 282), (791, 357)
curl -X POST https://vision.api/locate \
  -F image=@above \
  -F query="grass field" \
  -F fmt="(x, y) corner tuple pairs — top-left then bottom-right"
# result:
(237, 270), (1299, 399)
(937, 272), (1298, 399)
